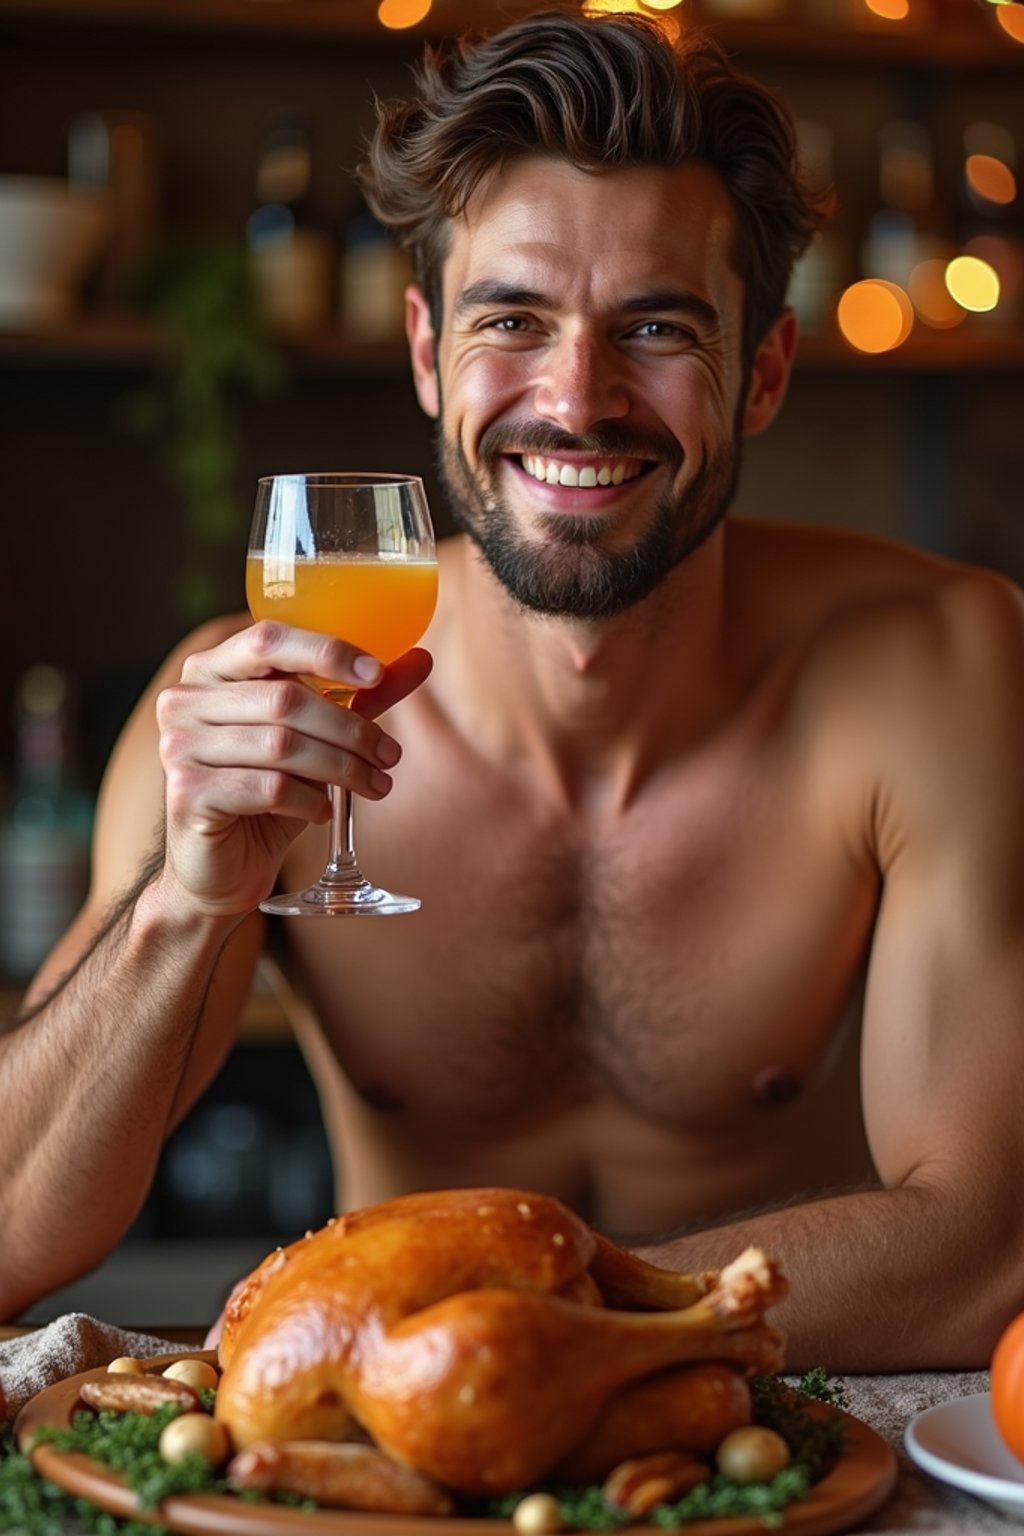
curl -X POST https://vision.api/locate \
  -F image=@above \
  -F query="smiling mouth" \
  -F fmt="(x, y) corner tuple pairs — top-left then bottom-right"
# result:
(517, 453), (653, 488)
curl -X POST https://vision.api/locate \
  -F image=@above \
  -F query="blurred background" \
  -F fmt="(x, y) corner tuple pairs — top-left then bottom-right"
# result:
(1, 0), (1022, 1324)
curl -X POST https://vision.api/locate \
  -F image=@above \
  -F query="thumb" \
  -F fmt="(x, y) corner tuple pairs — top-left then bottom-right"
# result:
(352, 647), (433, 719)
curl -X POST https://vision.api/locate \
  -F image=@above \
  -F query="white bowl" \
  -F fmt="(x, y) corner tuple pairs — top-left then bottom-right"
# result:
(0, 175), (110, 328)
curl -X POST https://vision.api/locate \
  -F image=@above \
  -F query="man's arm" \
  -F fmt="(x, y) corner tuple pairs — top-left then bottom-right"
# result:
(0, 617), (431, 1320)
(638, 570), (1024, 1372)
(0, 847), (262, 1319)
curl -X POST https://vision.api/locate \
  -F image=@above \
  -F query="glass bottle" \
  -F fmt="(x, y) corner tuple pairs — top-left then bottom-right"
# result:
(0, 666), (93, 982)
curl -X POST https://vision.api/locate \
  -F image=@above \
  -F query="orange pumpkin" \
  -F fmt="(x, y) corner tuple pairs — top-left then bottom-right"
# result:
(991, 1311), (1024, 1463)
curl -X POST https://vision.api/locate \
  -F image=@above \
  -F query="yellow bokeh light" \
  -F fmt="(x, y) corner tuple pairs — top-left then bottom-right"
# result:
(908, 260), (966, 330)
(945, 256), (1001, 313)
(863, 0), (910, 18)
(966, 234), (1023, 305)
(965, 154), (1017, 206)
(837, 279), (914, 354)
(638, 0), (684, 9)
(583, 0), (680, 36)
(996, 6), (1024, 43)
(377, 0), (431, 30)
(582, 0), (645, 13)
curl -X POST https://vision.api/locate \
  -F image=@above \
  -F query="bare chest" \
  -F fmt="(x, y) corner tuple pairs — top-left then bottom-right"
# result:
(280, 722), (878, 1142)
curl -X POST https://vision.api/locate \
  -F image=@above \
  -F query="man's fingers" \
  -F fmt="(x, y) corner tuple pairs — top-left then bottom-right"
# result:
(181, 621), (385, 691)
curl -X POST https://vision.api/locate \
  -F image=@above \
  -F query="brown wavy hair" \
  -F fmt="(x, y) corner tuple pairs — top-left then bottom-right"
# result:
(358, 8), (828, 365)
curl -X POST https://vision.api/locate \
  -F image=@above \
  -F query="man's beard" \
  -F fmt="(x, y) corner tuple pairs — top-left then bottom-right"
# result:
(436, 417), (742, 620)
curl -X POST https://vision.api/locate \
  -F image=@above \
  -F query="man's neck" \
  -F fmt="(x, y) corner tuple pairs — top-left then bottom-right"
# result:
(440, 526), (733, 813)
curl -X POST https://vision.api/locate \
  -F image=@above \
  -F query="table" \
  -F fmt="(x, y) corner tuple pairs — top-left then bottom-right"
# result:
(0, 1323), (1007, 1534)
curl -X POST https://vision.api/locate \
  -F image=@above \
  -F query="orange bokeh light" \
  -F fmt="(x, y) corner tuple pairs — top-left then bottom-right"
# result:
(995, 6), (1024, 44)
(837, 279), (914, 353)
(863, 0), (910, 19)
(908, 260), (966, 330)
(377, 0), (431, 29)
(966, 154), (1018, 206)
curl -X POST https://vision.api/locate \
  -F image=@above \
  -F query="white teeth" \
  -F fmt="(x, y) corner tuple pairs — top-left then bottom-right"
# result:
(521, 455), (642, 487)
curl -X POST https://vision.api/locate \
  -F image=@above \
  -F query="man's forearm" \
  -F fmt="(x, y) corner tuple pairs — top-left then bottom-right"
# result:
(635, 1181), (1016, 1372)
(0, 856), (243, 1320)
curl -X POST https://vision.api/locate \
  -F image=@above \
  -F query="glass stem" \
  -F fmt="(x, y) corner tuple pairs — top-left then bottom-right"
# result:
(318, 690), (365, 891)
(323, 784), (360, 886)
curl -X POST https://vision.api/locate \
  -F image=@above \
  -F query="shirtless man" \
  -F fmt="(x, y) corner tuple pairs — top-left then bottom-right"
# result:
(3, 10), (1024, 1369)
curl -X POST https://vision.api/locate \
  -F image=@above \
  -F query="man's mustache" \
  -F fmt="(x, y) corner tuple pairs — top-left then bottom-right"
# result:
(477, 419), (684, 473)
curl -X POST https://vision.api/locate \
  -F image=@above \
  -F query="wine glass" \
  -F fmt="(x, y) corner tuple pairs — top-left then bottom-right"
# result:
(245, 472), (437, 916)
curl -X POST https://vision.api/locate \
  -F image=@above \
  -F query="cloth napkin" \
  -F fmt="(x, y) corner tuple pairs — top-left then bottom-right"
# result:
(0, 1313), (199, 1424)
(837, 1369), (1003, 1534)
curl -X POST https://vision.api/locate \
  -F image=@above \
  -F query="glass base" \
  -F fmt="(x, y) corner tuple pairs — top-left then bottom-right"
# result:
(259, 879), (421, 917)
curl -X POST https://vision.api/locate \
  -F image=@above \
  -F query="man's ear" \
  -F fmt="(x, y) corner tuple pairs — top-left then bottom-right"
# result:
(406, 283), (439, 419)
(741, 307), (798, 438)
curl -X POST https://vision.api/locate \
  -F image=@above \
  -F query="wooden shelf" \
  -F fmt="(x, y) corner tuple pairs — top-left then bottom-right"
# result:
(1, 312), (1021, 376)
(0, 316), (412, 376)
(689, 8), (1024, 69)
(796, 324), (1024, 372)
(0, 0), (1021, 67)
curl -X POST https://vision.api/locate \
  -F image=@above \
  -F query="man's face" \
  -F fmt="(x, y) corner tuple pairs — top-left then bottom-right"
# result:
(410, 158), (756, 619)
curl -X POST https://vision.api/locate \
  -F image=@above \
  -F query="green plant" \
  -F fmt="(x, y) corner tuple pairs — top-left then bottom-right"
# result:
(131, 237), (284, 625)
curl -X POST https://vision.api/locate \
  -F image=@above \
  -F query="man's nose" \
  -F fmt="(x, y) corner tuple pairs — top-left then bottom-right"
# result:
(532, 330), (630, 437)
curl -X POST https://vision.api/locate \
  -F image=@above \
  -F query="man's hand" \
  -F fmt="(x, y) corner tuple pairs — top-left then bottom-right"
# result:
(156, 621), (432, 917)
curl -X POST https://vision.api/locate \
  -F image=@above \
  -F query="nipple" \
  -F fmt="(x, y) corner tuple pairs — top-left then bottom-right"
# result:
(751, 1065), (803, 1106)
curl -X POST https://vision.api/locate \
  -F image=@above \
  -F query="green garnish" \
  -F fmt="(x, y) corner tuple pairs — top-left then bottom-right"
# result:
(0, 1402), (226, 1536)
(31, 1404), (230, 1508)
(1, 1370), (847, 1533)
(488, 1370), (848, 1531)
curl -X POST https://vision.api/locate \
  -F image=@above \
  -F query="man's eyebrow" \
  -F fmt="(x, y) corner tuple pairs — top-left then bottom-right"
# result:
(453, 281), (550, 317)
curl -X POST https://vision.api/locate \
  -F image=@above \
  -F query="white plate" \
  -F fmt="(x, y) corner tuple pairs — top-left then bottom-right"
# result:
(905, 1391), (1024, 1522)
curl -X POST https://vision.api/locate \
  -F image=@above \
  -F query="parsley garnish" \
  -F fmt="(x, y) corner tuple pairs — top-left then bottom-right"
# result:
(2, 1370), (847, 1533)
(487, 1370), (848, 1531)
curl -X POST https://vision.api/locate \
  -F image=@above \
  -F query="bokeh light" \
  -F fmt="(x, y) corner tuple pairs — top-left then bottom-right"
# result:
(637, 0), (685, 8)
(965, 154), (1017, 206)
(995, 6), (1024, 44)
(377, 0), (431, 29)
(965, 234), (1023, 307)
(863, 0), (910, 19)
(582, 0), (680, 36)
(908, 260), (966, 330)
(837, 279), (914, 353)
(582, 0), (644, 11)
(945, 256), (1000, 313)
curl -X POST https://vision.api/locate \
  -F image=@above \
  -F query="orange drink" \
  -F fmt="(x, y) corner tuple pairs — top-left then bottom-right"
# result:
(246, 553), (438, 695)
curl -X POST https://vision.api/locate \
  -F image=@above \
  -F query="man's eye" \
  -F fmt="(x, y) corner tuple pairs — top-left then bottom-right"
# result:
(632, 320), (690, 340)
(487, 315), (530, 332)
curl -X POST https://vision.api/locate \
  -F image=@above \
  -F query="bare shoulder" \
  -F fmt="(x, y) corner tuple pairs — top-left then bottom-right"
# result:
(737, 520), (1024, 871)
(729, 516), (1023, 673)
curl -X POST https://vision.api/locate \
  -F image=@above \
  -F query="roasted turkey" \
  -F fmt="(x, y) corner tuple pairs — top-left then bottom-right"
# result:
(215, 1187), (786, 1497)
